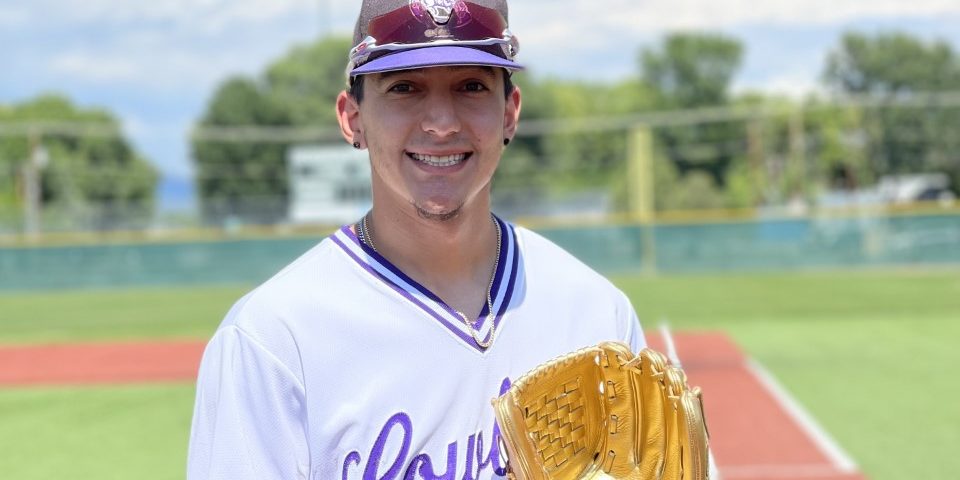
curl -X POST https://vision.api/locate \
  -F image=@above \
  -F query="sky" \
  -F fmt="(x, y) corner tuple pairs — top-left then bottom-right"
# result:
(2, 0), (960, 210)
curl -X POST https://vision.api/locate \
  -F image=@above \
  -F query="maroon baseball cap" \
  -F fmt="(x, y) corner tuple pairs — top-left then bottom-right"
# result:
(347, 0), (523, 80)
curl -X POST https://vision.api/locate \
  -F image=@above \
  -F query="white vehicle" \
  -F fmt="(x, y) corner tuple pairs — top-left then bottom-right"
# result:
(877, 173), (955, 205)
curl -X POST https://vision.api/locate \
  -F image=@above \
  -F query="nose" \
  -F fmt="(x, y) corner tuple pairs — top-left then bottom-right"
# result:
(420, 90), (461, 138)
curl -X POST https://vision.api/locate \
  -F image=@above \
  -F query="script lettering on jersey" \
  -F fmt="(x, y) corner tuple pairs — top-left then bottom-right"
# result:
(343, 378), (512, 480)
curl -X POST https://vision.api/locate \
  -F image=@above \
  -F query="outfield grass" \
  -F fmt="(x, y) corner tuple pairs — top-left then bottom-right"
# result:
(1, 269), (958, 479)
(0, 285), (246, 345)
(0, 384), (195, 480)
(614, 269), (960, 480)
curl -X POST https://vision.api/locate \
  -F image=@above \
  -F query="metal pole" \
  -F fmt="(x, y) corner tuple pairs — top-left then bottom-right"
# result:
(627, 126), (657, 274)
(23, 133), (43, 239)
(747, 118), (766, 202)
(788, 108), (809, 200)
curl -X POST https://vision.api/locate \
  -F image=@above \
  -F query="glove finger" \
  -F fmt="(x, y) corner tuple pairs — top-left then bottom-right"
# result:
(636, 348), (668, 478)
(678, 387), (709, 480)
(661, 366), (687, 480)
(662, 366), (710, 480)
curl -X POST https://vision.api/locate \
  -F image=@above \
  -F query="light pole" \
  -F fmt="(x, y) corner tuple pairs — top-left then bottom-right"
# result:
(23, 133), (49, 239)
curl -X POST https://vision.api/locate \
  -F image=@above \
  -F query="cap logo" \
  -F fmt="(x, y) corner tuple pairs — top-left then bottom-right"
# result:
(410, 0), (472, 26)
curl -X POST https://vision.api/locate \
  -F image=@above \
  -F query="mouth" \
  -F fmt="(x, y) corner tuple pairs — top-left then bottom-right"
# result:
(407, 151), (472, 167)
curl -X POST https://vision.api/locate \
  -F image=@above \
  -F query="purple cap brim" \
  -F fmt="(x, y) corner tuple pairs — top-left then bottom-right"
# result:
(351, 45), (524, 76)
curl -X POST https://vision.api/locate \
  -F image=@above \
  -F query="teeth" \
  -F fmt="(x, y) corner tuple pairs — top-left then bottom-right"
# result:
(411, 152), (467, 167)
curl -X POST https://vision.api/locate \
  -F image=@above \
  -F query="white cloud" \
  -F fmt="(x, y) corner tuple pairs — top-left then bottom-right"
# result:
(50, 54), (140, 84)
(0, 6), (28, 27)
(11, 0), (960, 180)
(734, 74), (824, 99)
(27, 0), (960, 93)
(24, 0), (327, 34)
(513, 0), (960, 35)
(23, 0), (960, 38)
(48, 47), (258, 91)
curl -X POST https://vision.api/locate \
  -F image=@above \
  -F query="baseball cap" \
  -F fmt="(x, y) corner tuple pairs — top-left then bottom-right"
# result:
(347, 0), (523, 81)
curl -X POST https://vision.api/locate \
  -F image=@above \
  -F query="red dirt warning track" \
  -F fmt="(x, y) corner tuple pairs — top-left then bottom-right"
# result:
(0, 340), (204, 385)
(647, 332), (865, 480)
(0, 333), (866, 480)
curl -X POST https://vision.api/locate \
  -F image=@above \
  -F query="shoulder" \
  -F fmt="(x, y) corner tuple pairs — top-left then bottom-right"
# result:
(511, 224), (633, 309)
(508, 223), (644, 348)
(227, 236), (338, 319)
(209, 236), (348, 377)
(513, 225), (621, 287)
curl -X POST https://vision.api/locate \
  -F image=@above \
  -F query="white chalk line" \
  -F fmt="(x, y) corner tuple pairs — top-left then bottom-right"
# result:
(657, 321), (860, 479)
(658, 320), (723, 480)
(721, 462), (857, 479)
(745, 358), (860, 474)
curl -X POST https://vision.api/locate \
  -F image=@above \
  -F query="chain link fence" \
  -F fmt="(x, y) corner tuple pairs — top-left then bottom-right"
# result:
(1, 94), (959, 283)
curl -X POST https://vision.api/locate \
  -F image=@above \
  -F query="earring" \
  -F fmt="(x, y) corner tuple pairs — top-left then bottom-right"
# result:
(353, 141), (361, 149)
(503, 138), (511, 146)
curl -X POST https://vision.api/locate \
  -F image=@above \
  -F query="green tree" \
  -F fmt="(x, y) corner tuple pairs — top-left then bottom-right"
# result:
(264, 36), (354, 126)
(639, 33), (750, 209)
(823, 32), (960, 190)
(193, 36), (351, 225)
(194, 78), (293, 224)
(0, 95), (157, 231)
(495, 73), (657, 214)
(803, 101), (872, 192)
(825, 32), (960, 95)
(641, 33), (743, 108)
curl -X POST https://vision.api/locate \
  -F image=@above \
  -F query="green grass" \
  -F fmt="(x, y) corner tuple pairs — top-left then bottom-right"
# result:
(614, 269), (960, 480)
(0, 285), (247, 345)
(1, 269), (958, 479)
(0, 384), (196, 480)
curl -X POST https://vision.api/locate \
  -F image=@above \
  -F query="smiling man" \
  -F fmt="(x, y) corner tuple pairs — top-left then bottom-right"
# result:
(187, 1), (646, 479)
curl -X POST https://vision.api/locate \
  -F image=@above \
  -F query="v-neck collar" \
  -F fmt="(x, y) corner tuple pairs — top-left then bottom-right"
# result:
(330, 215), (521, 352)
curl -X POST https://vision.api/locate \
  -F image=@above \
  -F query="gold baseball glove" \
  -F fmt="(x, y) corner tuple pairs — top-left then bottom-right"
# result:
(492, 342), (709, 480)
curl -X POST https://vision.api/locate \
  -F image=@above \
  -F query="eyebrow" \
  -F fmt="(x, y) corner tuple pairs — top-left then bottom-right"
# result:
(375, 66), (497, 82)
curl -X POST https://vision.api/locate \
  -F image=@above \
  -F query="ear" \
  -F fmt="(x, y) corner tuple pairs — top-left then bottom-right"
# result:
(336, 90), (363, 147)
(503, 85), (522, 142)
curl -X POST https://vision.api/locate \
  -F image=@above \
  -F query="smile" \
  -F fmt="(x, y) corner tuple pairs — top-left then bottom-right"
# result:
(408, 152), (471, 167)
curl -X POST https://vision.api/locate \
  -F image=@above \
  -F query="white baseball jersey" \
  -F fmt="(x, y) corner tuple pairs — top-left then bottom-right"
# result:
(188, 216), (645, 480)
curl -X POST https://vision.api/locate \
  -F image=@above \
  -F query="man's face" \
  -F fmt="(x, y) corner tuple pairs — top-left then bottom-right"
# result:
(339, 66), (521, 221)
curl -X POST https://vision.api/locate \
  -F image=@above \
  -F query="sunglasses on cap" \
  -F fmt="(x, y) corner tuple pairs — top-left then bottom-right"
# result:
(347, 1), (520, 77)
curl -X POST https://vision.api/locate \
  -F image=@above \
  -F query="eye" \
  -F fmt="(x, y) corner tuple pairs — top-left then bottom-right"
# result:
(463, 81), (490, 93)
(388, 83), (415, 94)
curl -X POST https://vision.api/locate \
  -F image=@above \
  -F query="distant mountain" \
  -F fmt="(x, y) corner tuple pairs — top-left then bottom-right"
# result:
(157, 175), (197, 213)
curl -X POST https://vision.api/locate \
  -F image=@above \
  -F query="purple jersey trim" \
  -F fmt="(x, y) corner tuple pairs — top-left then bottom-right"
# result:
(331, 216), (520, 352)
(330, 232), (479, 347)
(496, 222), (520, 324)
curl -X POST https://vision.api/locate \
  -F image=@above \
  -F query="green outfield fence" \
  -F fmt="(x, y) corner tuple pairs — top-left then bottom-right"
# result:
(1, 210), (958, 291)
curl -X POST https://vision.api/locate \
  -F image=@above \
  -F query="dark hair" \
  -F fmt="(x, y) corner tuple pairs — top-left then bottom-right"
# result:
(349, 68), (515, 104)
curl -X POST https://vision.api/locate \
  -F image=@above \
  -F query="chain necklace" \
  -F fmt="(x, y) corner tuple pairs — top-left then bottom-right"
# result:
(357, 213), (502, 349)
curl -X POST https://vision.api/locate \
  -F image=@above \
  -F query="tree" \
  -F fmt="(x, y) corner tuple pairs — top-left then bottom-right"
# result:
(0, 95), (158, 231)
(641, 33), (743, 108)
(823, 32), (960, 190)
(825, 32), (960, 95)
(193, 78), (293, 225)
(803, 101), (873, 192)
(264, 36), (354, 126)
(639, 33), (749, 207)
(193, 36), (351, 225)
(494, 73), (658, 215)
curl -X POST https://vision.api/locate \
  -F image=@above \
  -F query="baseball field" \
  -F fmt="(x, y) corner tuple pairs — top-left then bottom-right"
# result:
(1, 269), (957, 479)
